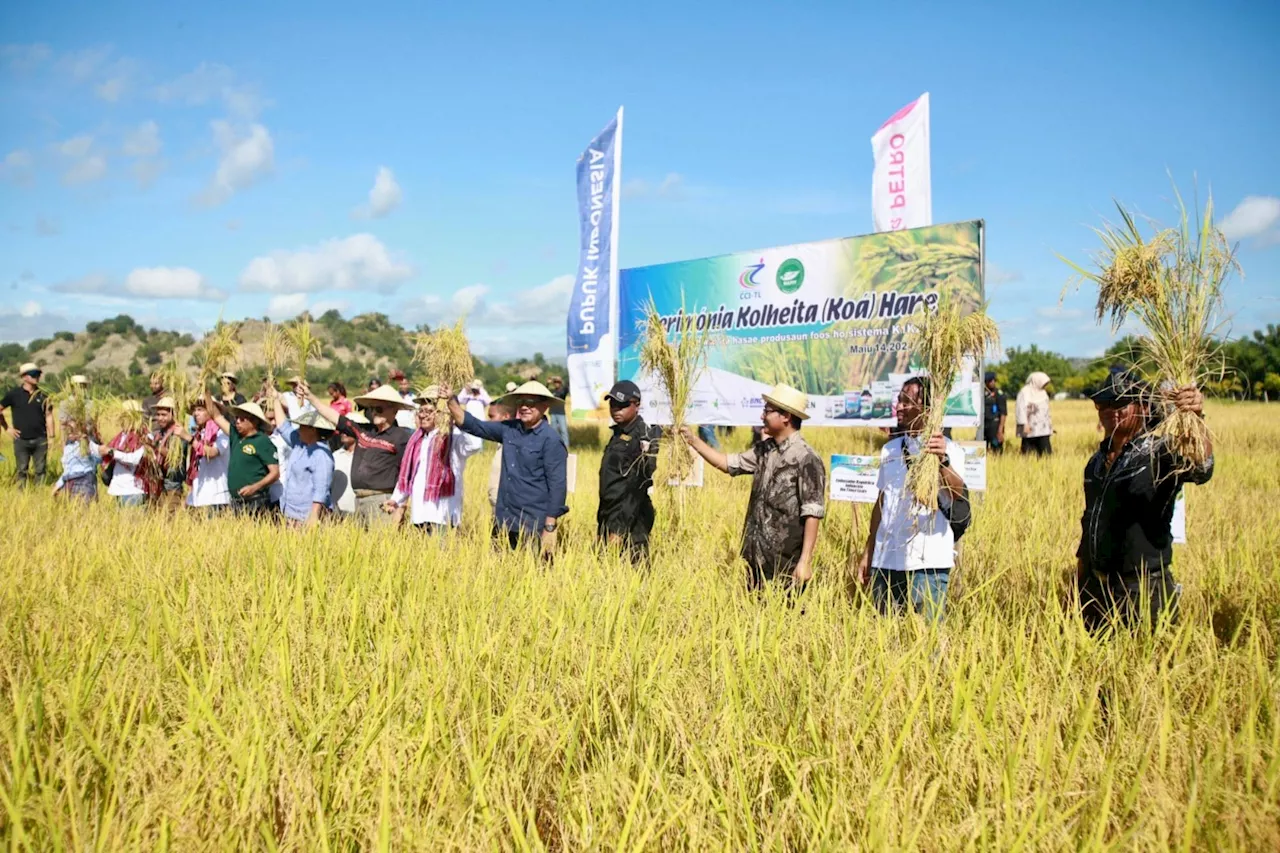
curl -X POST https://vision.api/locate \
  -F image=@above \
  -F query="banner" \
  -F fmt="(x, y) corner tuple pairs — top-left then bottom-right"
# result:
(872, 93), (932, 232)
(617, 220), (985, 427)
(830, 455), (880, 503)
(567, 108), (623, 416)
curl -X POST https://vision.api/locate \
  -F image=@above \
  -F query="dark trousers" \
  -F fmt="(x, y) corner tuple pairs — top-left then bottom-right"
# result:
(983, 424), (1004, 454)
(493, 523), (537, 550)
(1077, 564), (1180, 632)
(1021, 435), (1052, 456)
(13, 436), (48, 486)
(231, 492), (274, 518)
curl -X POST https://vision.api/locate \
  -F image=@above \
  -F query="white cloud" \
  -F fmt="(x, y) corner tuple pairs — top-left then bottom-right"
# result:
(1, 43), (52, 72)
(239, 233), (413, 294)
(55, 46), (134, 101)
(623, 172), (685, 200)
(353, 166), (402, 219)
(132, 158), (165, 188)
(267, 293), (308, 319)
(312, 299), (351, 316)
(125, 267), (226, 300)
(986, 262), (1023, 286)
(1, 149), (34, 185)
(96, 76), (126, 102)
(52, 269), (225, 301)
(401, 274), (575, 331)
(1220, 196), (1280, 245)
(200, 121), (273, 205)
(56, 135), (107, 185)
(20, 300), (42, 317)
(122, 121), (162, 157)
(57, 46), (112, 83)
(1035, 306), (1085, 319)
(154, 62), (264, 118)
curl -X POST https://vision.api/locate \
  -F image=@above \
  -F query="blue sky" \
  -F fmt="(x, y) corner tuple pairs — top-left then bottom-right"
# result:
(1, 0), (1277, 360)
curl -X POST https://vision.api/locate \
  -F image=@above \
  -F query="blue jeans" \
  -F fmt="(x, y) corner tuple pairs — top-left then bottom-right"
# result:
(870, 568), (950, 621)
(116, 494), (146, 508)
(550, 413), (569, 448)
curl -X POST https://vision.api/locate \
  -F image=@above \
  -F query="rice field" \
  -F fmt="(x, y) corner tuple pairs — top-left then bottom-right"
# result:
(2, 400), (1277, 850)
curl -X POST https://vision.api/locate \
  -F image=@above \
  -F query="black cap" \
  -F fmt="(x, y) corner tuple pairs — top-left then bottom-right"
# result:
(1090, 367), (1148, 406)
(984, 371), (996, 383)
(605, 380), (641, 405)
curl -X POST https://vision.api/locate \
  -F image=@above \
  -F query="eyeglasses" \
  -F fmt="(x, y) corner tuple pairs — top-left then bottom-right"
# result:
(369, 405), (389, 414)
(762, 405), (783, 416)
(514, 399), (541, 410)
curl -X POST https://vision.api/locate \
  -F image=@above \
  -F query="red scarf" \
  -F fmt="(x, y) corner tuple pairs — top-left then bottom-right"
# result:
(104, 429), (157, 494)
(395, 428), (455, 502)
(187, 420), (219, 485)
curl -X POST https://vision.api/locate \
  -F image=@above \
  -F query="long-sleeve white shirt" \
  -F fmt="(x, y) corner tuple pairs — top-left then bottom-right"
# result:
(390, 427), (482, 526)
(187, 431), (231, 507)
(106, 444), (148, 497)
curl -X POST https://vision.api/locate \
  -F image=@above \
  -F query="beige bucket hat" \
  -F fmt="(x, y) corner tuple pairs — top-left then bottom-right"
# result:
(499, 381), (564, 412)
(761, 384), (810, 421)
(71, 374), (89, 385)
(293, 409), (336, 432)
(353, 383), (416, 410)
(230, 400), (269, 427)
(415, 385), (441, 403)
(154, 396), (177, 410)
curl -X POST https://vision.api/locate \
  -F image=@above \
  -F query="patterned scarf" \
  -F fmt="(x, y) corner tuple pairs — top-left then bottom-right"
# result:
(395, 428), (455, 502)
(187, 420), (220, 485)
(104, 429), (156, 493)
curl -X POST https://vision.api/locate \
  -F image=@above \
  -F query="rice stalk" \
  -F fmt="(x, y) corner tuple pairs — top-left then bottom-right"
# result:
(262, 321), (287, 394)
(285, 317), (324, 385)
(638, 295), (716, 521)
(412, 319), (474, 433)
(48, 376), (95, 454)
(196, 319), (242, 397)
(906, 300), (1001, 509)
(1062, 186), (1236, 467)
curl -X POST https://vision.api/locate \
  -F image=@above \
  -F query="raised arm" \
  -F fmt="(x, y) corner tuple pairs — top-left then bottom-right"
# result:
(680, 425), (731, 473)
(299, 381), (341, 425)
(206, 389), (231, 436)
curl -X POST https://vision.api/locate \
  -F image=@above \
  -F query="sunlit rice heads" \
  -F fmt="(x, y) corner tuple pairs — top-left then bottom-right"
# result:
(262, 321), (287, 390)
(413, 319), (474, 432)
(284, 317), (323, 385)
(907, 301), (1001, 509)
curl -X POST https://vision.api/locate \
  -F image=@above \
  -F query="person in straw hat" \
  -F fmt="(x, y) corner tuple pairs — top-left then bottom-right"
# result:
(205, 391), (279, 516)
(1, 362), (53, 487)
(383, 386), (483, 533)
(216, 372), (247, 411)
(102, 400), (151, 508)
(56, 374), (95, 435)
(857, 376), (967, 621)
(302, 380), (413, 525)
(280, 376), (315, 421)
(684, 383), (826, 591)
(51, 416), (103, 504)
(178, 397), (231, 514)
(146, 396), (189, 510)
(445, 380), (568, 554)
(269, 391), (336, 527)
(1076, 368), (1213, 632)
(330, 410), (364, 516)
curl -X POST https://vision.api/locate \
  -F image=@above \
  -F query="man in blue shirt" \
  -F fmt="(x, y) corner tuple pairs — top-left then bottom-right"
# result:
(444, 380), (568, 555)
(270, 394), (335, 527)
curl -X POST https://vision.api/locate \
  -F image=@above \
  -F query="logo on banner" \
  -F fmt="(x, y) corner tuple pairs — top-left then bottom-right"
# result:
(776, 258), (805, 294)
(739, 259), (765, 300)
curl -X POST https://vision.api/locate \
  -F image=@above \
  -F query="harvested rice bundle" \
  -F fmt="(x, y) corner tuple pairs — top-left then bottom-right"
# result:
(195, 319), (241, 396)
(49, 376), (95, 454)
(261, 321), (287, 393)
(284, 317), (323, 385)
(907, 300), (1000, 510)
(1063, 189), (1235, 467)
(638, 295), (716, 488)
(413, 319), (474, 433)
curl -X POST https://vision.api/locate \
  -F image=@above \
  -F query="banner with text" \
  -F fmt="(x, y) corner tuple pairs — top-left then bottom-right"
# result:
(618, 220), (985, 427)
(872, 93), (932, 232)
(567, 108), (623, 416)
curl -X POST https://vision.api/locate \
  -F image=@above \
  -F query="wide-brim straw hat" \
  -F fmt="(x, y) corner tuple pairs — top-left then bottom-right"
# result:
(293, 409), (337, 432)
(353, 383), (416, 410)
(415, 385), (441, 403)
(20, 362), (40, 376)
(154, 396), (177, 410)
(762, 384), (810, 421)
(220, 371), (238, 382)
(347, 410), (370, 425)
(71, 374), (89, 385)
(499, 381), (564, 412)
(230, 401), (269, 427)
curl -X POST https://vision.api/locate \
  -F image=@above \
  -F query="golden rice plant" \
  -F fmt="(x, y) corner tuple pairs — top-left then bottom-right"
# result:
(413, 319), (474, 432)
(1063, 187), (1236, 467)
(261, 321), (287, 393)
(48, 376), (94, 454)
(907, 299), (1000, 509)
(195, 319), (242, 395)
(284, 317), (323, 385)
(638, 295), (716, 495)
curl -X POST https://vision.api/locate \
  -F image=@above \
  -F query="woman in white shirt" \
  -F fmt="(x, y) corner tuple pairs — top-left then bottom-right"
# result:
(103, 402), (150, 507)
(182, 399), (231, 512)
(858, 377), (969, 621)
(384, 387), (482, 532)
(1015, 371), (1054, 456)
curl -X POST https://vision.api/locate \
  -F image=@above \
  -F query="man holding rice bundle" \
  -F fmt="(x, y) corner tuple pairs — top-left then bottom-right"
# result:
(383, 386), (483, 533)
(206, 393), (279, 516)
(858, 377), (968, 620)
(102, 401), (151, 508)
(302, 381), (413, 525)
(181, 398), (231, 513)
(684, 384), (826, 591)
(597, 380), (662, 558)
(1076, 369), (1213, 631)
(51, 418), (102, 503)
(446, 381), (568, 554)
(147, 397), (188, 511)
(269, 392), (336, 527)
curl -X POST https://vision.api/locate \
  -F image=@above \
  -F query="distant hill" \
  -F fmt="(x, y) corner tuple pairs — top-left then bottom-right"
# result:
(0, 310), (565, 398)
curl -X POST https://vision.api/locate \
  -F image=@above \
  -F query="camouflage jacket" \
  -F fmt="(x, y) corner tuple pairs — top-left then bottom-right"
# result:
(727, 432), (826, 579)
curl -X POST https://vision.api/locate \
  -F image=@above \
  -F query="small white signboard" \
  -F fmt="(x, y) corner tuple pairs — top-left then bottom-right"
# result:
(956, 441), (986, 492)
(830, 454), (880, 503)
(1172, 491), (1186, 544)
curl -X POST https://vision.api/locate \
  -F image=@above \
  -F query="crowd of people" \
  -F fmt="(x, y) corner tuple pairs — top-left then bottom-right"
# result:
(2, 358), (1213, 630)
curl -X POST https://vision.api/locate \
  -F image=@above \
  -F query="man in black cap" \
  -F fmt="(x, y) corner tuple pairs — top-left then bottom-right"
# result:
(597, 380), (662, 558)
(1076, 368), (1213, 631)
(982, 371), (1008, 453)
(1, 363), (54, 487)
